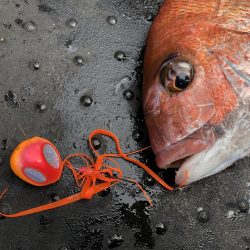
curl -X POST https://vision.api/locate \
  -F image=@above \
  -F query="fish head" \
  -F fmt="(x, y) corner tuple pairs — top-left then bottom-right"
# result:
(143, 0), (250, 185)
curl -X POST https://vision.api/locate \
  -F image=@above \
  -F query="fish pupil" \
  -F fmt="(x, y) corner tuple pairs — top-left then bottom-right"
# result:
(175, 73), (190, 90)
(159, 58), (194, 93)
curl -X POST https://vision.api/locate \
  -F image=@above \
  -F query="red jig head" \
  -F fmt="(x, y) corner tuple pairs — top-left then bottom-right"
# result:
(10, 137), (63, 186)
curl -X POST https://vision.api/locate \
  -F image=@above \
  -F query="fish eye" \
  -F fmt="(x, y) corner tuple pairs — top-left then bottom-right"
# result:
(160, 58), (194, 93)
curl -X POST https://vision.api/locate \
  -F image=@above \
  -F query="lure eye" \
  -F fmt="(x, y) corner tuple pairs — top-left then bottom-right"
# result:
(43, 144), (60, 169)
(160, 59), (194, 93)
(10, 137), (62, 186)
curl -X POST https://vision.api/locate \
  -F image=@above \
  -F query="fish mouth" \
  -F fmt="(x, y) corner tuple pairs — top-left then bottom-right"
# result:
(156, 125), (216, 169)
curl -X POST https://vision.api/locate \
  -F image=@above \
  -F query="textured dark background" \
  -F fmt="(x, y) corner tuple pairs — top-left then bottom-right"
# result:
(0, 0), (249, 249)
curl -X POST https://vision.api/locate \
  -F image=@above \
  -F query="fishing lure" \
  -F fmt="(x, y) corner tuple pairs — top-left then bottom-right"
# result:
(10, 137), (62, 186)
(0, 129), (175, 218)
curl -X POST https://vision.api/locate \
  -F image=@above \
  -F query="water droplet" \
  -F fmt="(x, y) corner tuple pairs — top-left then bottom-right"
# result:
(155, 223), (166, 235)
(51, 193), (60, 202)
(107, 16), (117, 25)
(226, 210), (237, 220)
(36, 103), (47, 112)
(74, 56), (84, 66)
(80, 95), (93, 107)
(197, 207), (204, 213)
(99, 188), (111, 197)
(0, 37), (6, 43)
(107, 234), (123, 248)
(23, 21), (36, 32)
(66, 18), (77, 28)
(239, 200), (249, 213)
(144, 175), (155, 187)
(92, 137), (101, 150)
(114, 51), (126, 62)
(132, 130), (143, 142)
(0, 156), (4, 166)
(145, 13), (154, 22)
(123, 89), (134, 101)
(32, 62), (40, 70)
(197, 211), (209, 223)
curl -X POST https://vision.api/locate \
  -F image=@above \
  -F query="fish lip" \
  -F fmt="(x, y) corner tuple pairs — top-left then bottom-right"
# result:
(155, 125), (216, 169)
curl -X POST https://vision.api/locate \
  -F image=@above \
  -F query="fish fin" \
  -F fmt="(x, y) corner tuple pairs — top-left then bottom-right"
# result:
(211, 40), (250, 102)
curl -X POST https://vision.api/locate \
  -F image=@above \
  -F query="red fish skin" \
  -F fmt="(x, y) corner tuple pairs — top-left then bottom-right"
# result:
(143, 0), (250, 169)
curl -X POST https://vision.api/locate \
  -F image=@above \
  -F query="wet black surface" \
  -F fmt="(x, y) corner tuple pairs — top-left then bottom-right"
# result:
(0, 0), (249, 249)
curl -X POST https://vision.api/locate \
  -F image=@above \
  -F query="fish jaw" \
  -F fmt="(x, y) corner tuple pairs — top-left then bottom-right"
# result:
(176, 109), (250, 185)
(156, 125), (216, 168)
(175, 136), (250, 185)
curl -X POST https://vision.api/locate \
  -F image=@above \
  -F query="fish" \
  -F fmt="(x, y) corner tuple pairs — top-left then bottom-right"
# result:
(143, 0), (250, 185)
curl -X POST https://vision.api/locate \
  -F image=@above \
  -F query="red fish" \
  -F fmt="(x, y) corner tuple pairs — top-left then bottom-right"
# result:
(143, 0), (250, 185)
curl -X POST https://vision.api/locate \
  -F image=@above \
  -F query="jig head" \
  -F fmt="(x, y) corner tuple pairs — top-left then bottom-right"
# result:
(10, 137), (62, 186)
